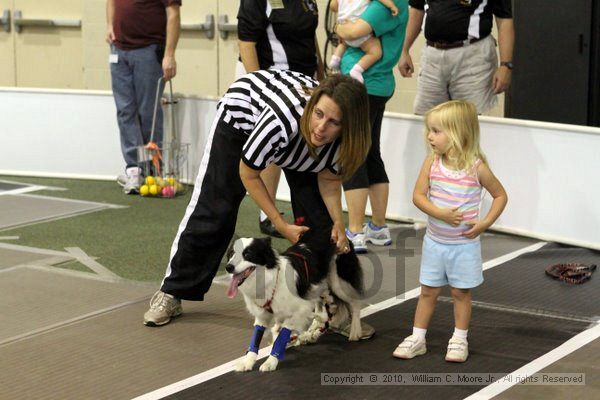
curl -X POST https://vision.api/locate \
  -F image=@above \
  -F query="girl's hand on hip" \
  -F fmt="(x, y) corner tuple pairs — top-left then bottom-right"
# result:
(440, 207), (463, 226)
(462, 221), (487, 239)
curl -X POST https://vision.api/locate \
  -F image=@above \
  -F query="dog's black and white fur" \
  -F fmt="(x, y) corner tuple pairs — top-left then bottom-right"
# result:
(225, 229), (364, 372)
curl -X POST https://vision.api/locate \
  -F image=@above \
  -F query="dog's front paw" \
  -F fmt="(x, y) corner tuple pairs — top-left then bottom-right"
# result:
(235, 352), (257, 372)
(348, 331), (361, 341)
(259, 355), (279, 372)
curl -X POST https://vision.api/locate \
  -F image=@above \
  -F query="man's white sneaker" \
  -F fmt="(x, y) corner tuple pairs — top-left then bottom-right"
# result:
(121, 167), (143, 194)
(143, 290), (182, 326)
(346, 228), (367, 254)
(393, 334), (427, 359)
(445, 336), (469, 362)
(365, 222), (392, 246)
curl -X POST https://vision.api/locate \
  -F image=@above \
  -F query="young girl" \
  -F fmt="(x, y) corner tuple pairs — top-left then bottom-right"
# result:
(393, 100), (508, 363)
(328, 0), (399, 83)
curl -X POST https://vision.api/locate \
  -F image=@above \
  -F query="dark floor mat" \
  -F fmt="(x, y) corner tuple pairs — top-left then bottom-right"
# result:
(474, 243), (600, 321)
(166, 299), (589, 400)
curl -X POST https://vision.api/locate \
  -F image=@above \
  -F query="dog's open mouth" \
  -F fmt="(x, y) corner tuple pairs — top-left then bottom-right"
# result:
(226, 266), (256, 298)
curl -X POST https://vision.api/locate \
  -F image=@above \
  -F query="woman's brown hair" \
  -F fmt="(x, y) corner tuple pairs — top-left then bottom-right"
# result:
(299, 75), (371, 181)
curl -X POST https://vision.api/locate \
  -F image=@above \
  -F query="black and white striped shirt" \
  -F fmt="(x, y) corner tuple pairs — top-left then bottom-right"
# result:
(218, 69), (341, 174)
(409, 0), (512, 43)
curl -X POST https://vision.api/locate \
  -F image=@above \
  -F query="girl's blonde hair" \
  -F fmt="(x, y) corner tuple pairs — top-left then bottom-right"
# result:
(299, 74), (371, 181)
(424, 100), (487, 170)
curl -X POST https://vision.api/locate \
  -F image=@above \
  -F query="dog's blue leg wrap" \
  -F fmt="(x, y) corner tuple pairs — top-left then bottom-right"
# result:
(247, 325), (266, 354)
(271, 327), (292, 360)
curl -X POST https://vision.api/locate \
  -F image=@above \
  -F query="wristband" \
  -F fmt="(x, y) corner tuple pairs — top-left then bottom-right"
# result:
(247, 325), (266, 354)
(271, 327), (292, 360)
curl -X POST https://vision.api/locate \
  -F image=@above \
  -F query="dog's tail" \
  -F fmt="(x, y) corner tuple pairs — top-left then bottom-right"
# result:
(335, 251), (364, 296)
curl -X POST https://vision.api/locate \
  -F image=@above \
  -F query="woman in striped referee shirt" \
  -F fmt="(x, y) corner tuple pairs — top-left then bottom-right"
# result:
(143, 70), (371, 326)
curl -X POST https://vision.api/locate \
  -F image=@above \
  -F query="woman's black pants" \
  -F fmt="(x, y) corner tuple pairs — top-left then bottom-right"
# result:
(160, 120), (332, 300)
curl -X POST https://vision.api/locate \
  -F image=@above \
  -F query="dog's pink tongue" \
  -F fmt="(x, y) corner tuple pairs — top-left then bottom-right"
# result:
(227, 275), (239, 298)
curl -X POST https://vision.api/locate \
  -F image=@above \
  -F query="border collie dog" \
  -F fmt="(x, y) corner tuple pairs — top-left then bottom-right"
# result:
(225, 229), (364, 372)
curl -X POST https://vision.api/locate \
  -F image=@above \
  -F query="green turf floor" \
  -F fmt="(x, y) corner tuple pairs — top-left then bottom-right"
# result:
(0, 176), (294, 282)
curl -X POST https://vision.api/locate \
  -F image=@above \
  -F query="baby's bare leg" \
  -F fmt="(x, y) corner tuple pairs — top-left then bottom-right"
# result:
(349, 36), (383, 83)
(329, 41), (347, 70)
(334, 41), (347, 59)
(357, 36), (383, 70)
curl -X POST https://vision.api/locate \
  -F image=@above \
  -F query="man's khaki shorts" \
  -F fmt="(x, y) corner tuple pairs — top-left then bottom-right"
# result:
(414, 35), (498, 115)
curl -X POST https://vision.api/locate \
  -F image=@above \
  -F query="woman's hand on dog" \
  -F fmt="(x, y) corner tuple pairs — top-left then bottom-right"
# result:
(331, 222), (351, 254)
(277, 222), (310, 244)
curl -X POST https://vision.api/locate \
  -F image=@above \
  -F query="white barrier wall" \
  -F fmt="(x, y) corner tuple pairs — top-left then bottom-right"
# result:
(1, 89), (598, 249)
(376, 115), (600, 250)
(0, 88), (217, 181)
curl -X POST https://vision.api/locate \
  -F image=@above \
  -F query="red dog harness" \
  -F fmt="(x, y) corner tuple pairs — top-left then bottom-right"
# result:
(286, 251), (311, 281)
(260, 267), (279, 313)
(261, 251), (311, 313)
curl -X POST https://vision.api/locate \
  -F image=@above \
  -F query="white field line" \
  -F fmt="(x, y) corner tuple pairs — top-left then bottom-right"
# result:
(465, 322), (600, 400)
(0, 242), (74, 257)
(15, 192), (126, 208)
(0, 243), (132, 284)
(0, 185), (49, 196)
(65, 247), (121, 279)
(0, 179), (65, 191)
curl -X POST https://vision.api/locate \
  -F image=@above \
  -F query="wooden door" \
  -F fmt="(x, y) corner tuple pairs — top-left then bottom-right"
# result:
(0, 0), (15, 86)
(215, 0), (239, 95)
(177, 0), (218, 97)
(13, 0), (84, 88)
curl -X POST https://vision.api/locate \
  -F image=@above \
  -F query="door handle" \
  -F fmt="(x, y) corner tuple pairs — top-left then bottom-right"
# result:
(13, 10), (81, 33)
(1, 9), (10, 32)
(181, 14), (214, 39)
(218, 15), (237, 40)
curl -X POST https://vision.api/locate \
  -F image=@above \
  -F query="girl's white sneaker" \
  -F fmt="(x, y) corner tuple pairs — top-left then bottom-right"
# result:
(445, 336), (469, 362)
(393, 335), (427, 359)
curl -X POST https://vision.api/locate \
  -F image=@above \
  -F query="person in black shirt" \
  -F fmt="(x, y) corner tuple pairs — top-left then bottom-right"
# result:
(143, 70), (371, 327)
(237, 0), (323, 78)
(236, 0), (325, 238)
(397, 0), (514, 114)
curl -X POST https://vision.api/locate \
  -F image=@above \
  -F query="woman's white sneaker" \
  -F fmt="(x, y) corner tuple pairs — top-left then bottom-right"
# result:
(143, 290), (182, 326)
(364, 222), (392, 246)
(445, 336), (469, 362)
(393, 335), (427, 359)
(346, 228), (367, 253)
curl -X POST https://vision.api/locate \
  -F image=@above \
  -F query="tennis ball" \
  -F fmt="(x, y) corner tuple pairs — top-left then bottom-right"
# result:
(156, 177), (165, 188)
(162, 186), (174, 198)
(146, 176), (155, 186)
(149, 184), (159, 196)
(176, 182), (184, 192)
(139, 185), (149, 196)
(167, 176), (175, 186)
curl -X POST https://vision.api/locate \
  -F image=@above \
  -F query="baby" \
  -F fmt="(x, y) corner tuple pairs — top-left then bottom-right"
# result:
(329, 0), (399, 83)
